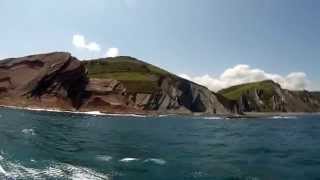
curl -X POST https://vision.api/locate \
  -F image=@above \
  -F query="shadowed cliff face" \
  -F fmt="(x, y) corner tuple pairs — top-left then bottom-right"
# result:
(144, 77), (239, 114)
(0, 52), (88, 109)
(0, 52), (239, 115)
(218, 80), (320, 113)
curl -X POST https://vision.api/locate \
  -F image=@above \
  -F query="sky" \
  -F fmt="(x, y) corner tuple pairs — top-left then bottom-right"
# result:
(0, 0), (319, 91)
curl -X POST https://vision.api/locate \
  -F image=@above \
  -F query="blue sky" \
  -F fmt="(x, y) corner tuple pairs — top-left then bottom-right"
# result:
(0, 0), (319, 90)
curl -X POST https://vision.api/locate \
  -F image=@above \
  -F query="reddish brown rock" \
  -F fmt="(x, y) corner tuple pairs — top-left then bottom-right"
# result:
(0, 52), (87, 110)
(0, 52), (240, 115)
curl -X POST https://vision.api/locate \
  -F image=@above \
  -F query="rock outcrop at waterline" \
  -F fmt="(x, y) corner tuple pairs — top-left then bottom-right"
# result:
(0, 52), (239, 115)
(218, 80), (320, 112)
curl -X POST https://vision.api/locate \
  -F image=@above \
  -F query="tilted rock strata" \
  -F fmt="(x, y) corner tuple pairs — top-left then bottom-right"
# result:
(0, 52), (87, 110)
(220, 80), (320, 113)
(0, 52), (239, 115)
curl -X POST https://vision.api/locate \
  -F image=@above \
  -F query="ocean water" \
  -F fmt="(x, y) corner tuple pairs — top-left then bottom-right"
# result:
(0, 108), (320, 180)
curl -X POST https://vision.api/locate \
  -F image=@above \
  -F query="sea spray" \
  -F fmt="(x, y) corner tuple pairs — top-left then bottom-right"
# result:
(144, 158), (167, 165)
(119, 158), (139, 162)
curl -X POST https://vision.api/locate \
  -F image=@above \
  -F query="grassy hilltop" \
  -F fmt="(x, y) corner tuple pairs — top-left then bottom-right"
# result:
(218, 80), (320, 112)
(218, 80), (280, 111)
(83, 56), (172, 93)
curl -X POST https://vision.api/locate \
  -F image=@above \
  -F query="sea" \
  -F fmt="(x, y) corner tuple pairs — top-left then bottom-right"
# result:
(0, 107), (320, 180)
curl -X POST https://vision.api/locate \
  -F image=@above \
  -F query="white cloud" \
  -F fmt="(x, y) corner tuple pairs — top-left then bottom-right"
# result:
(179, 64), (310, 92)
(105, 48), (119, 58)
(72, 34), (101, 52)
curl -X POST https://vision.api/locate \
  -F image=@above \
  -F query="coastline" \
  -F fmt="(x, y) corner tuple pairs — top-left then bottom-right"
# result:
(0, 105), (148, 118)
(0, 104), (319, 119)
(241, 112), (320, 118)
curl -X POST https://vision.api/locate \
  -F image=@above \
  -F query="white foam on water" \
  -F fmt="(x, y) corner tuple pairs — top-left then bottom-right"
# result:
(21, 128), (36, 136)
(63, 164), (109, 180)
(42, 166), (64, 178)
(105, 113), (147, 118)
(80, 111), (106, 116)
(96, 155), (113, 162)
(0, 155), (3, 161)
(158, 114), (176, 117)
(0, 160), (109, 180)
(271, 116), (297, 119)
(159, 114), (169, 117)
(144, 158), (166, 165)
(119, 158), (139, 162)
(0, 164), (7, 175)
(1, 105), (148, 118)
(203, 117), (224, 120)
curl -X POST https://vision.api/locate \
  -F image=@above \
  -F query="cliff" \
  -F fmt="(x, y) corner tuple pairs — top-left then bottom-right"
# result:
(0, 52), (239, 115)
(218, 80), (320, 112)
(0, 52), (87, 110)
(82, 56), (239, 115)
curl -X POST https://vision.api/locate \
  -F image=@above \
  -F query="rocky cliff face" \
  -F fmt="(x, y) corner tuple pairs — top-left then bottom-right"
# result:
(82, 57), (239, 115)
(132, 76), (239, 115)
(0, 52), (239, 115)
(219, 80), (320, 113)
(1, 52), (318, 115)
(0, 52), (87, 110)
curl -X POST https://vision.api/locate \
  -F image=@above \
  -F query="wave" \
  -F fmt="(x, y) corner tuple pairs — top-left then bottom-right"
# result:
(144, 158), (166, 165)
(96, 155), (113, 162)
(158, 114), (177, 117)
(0, 160), (110, 180)
(202, 117), (224, 120)
(0, 105), (147, 118)
(21, 128), (36, 136)
(159, 114), (170, 117)
(77, 111), (106, 116)
(104, 113), (147, 118)
(0, 164), (7, 176)
(270, 116), (297, 119)
(119, 158), (139, 162)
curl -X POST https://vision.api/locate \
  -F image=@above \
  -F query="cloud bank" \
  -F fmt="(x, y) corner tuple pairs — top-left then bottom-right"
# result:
(72, 34), (120, 59)
(72, 34), (101, 52)
(105, 48), (120, 58)
(179, 65), (309, 92)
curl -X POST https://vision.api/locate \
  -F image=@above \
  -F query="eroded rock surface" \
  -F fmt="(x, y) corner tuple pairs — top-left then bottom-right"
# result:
(1, 52), (319, 115)
(0, 52), (240, 115)
(220, 80), (320, 113)
(0, 52), (87, 109)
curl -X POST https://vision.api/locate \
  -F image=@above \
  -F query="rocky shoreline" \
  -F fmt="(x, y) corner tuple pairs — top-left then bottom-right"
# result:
(0, 52), (239, 115)
(0, 52), (319, 116)
(1, 104), (318, 121)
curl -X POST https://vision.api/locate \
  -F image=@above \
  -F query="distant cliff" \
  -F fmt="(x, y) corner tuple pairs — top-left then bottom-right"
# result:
(0, 52), (239, 115)
(218, 80), (320, 112)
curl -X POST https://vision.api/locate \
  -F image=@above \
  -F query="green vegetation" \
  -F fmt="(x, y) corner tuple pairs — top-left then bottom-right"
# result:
(218, 80), (281, 112)
(83, 56), (171, 93)
(218, 80), (277, 101)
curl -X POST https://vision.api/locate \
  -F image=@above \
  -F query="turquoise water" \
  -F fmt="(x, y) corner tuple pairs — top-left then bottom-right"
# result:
(0, 108), (320, 180)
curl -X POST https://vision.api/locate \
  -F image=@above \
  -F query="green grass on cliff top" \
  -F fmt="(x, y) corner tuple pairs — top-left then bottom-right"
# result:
(83, 56), (171, 93)
(218, 80), (277, 101)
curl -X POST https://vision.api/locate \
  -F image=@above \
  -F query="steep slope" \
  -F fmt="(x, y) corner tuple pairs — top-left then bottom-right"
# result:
(0, 53), (239, 115)
(82, 56), (239, 115)
(0, 52), (87, 110)
(218, 80), (320, 112)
